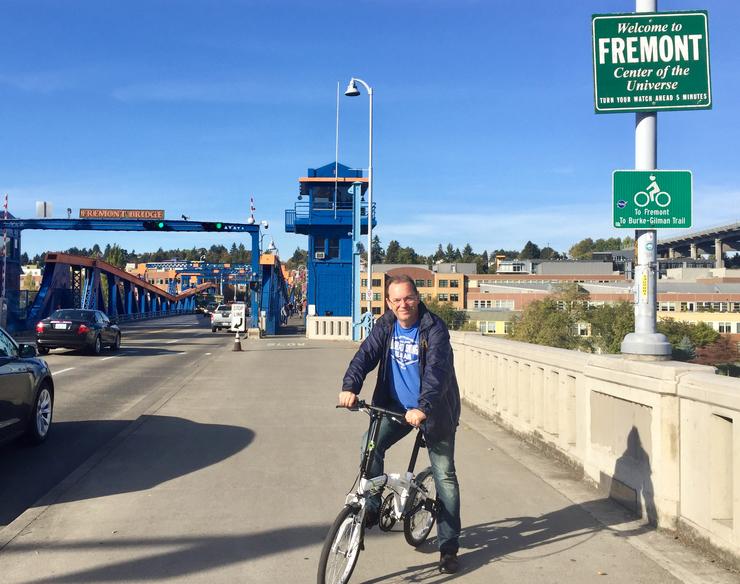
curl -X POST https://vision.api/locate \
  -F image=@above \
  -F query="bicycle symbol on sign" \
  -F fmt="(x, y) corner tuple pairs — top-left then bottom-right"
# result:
(634, 175), (671, 208)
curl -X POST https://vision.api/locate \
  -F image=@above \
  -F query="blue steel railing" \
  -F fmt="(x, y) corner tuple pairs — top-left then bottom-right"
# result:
(285, 201), (375, 232)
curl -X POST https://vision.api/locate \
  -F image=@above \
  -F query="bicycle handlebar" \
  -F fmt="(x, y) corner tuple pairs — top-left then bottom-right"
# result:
(336, 400), (409, 424)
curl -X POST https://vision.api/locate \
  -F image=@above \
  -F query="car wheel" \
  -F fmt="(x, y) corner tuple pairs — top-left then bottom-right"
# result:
(211, 326), (217, 333)
(26, 383), (53, 445)
(90, 335), (102, 355)
(110, 334), (121, 351)
(37, 345), (50, 355)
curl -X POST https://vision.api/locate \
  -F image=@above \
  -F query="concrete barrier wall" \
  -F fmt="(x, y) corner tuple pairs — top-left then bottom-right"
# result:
(306, 316), (353, 340)
(450, 331), (740, 560)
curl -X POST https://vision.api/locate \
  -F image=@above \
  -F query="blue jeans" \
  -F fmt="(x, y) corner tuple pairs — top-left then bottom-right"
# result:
(362, 417), (461, 554)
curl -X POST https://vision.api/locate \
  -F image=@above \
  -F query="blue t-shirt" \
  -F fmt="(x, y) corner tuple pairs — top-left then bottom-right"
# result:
(389, 320), (421, 410)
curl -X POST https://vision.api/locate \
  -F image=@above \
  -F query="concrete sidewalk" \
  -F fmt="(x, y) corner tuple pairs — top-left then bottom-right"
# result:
(0, 337), (733, 583)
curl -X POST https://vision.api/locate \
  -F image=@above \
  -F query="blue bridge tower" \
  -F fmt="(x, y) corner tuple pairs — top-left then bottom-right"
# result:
(285, 162), (374, 317)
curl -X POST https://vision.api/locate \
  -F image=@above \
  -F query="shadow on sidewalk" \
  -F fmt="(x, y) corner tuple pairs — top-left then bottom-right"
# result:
(0, 416), (254, 525)
(8, 524), (329, 583)
(55, 415), (255, 503)
(361, 499), (652, 582)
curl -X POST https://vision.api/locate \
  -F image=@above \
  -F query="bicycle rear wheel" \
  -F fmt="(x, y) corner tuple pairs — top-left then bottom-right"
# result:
(403, 468), (437, 547)
(317, 505), (363, 584)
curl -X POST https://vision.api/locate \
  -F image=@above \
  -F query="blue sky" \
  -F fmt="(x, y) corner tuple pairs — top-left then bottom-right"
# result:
(2, 0), (738, 260)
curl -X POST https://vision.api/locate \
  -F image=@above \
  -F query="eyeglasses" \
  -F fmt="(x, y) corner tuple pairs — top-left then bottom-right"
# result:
(387, 295), (418, 306)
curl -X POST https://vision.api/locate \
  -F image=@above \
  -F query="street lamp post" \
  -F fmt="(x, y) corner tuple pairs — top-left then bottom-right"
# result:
(344, 77), (374, 321)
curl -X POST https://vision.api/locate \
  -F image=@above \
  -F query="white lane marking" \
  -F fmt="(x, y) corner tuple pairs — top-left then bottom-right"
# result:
(205, 352), (212, 355)
(166, 339), (179, 344)
(100, 356), (117, 361)
(54, 367), (75, 375)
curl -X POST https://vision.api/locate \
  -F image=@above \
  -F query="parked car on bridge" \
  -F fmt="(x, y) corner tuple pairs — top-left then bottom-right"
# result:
(36, 309), (121, 355)
(0, 326), (54, 445)
(210, 304), (232, 332)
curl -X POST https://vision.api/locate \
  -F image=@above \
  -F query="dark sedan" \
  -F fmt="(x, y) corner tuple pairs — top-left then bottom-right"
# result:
(0, 326), (54, 445)
(36, 309), (121, 355)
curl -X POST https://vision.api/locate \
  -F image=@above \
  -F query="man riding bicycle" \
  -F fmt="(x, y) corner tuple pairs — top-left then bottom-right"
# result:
(339, 274), (462, 574)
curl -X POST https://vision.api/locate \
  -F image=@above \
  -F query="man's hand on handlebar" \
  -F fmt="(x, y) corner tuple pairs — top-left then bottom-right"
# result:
(405, 408), (427, 429)
(338, 391), (358, 408)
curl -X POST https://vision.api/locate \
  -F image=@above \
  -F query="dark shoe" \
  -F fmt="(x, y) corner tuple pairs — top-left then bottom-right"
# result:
(439, 552), (459, 574)
(364, 508), (379, 530)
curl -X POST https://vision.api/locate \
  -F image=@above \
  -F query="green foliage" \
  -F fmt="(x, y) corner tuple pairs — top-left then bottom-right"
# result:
(569, 237), (595, 260)
(674, 335), (696, 361)
(508, 298), (582, 350)
(104, 244), (126, 269)
(385, 240), (401, 263)
(518, 240), (541, 259)
(583, 302), (634, 354)
(424, 299), (470, 330)
(461, 243), (475, 263)
(657, 318), (719, 348)
(371, 235), (385, 264)
(286, 247), (308, 270)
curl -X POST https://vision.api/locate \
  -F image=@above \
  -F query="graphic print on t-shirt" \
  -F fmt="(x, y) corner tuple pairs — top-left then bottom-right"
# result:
(389, 321), (421, 410)
(390, 334), (419, 369)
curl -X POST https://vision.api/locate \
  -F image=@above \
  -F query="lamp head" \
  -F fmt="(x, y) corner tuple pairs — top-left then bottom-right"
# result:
(261, 220), (269, 229)
(344, 79), (360, 97)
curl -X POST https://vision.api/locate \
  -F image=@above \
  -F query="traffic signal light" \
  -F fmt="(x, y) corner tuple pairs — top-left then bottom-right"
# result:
(202, 222), (224, 232)
(143, 220), (171, 231)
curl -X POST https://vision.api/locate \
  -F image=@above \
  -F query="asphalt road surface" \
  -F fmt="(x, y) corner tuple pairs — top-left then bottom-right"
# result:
(0, 314), (231, 527)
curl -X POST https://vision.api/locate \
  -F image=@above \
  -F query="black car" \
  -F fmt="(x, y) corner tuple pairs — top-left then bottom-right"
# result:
(0, 326), (54, 445)
(36, 309), (121, 355)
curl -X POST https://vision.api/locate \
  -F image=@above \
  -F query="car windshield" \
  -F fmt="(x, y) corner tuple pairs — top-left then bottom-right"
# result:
(216, 305), (231, 312)
(50, 309), (95, 322)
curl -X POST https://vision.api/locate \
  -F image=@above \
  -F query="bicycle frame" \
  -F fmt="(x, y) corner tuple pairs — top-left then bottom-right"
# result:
(344, 402), (431, 521)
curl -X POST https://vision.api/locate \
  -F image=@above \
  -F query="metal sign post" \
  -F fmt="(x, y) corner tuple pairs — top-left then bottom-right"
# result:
(619, 0), (672, 358)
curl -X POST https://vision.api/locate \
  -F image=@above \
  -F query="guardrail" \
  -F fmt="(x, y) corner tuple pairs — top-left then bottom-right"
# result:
(306, 316), (356, 340)
(450, 331), (740, 563)
(116, 309), (196, 322)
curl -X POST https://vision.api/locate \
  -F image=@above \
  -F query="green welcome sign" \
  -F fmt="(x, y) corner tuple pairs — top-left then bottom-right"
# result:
(592, 11), (711, 113)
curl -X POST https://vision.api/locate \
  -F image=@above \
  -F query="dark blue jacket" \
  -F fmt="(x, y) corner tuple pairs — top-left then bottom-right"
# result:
(342, 302), (461, 441)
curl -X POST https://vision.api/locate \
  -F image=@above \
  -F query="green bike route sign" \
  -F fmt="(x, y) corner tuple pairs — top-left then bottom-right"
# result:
(613, 170), (692, 229)
(592, 11), (711, 113)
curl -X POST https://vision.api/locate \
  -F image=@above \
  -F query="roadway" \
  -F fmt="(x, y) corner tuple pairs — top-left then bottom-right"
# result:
(0, 319), (736, 583)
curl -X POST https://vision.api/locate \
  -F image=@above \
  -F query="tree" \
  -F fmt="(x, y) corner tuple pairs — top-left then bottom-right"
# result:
(584, 302), (634, 353)
(286, 247), (307, 270)
(20, 252), (30, 264)
(105, 244), (126, 269)
(385, 240), (401, 263)
(433, 244), (445, 263)
(396, 246), (419, 264)
(476, 250), (489, 274)
(509, 298), (582, 350)
(444, 243), (456, 263)
(519, 240), (541, 259)
(569, 238), (594, 260)
(657, 318), (719, 348)
(425, 299), (470, 330)
(674, 335), (696, 361)
(461, 243), (475, 263)
(540, 246), (562, 260)
(371, 235), (385, 264)
(692, 336), (739, 372)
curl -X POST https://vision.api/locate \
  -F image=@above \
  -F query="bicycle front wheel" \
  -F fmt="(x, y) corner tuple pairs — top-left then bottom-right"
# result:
(404, 468), (437, 547)
(317, 505), (363, 584)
